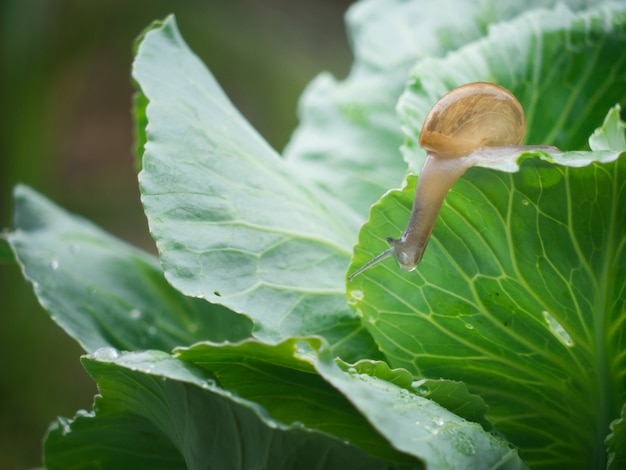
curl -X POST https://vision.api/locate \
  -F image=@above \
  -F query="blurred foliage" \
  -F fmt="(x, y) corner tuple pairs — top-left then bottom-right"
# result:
(0, 0), (353, 468)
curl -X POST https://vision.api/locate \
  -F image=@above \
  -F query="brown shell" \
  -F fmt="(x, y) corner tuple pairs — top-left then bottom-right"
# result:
(418, 82), (526, 159)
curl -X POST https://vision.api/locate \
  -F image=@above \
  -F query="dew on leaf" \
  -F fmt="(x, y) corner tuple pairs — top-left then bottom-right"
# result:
(542, 310), (574, 346)
(424, 417), (446, 435)
(93, 347), (119, 361)
(453, 432), (476, 456)
(413, 384), (430, 395)
(349, 289), (364, 300)
(129, 309), (142, 319)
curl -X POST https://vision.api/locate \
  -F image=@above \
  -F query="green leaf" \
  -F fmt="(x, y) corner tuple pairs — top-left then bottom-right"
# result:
(348, 136), (626, 469)
(178, 337), (525, 468)
(45, 348), (393, 470)
(398, 3), (626, 173)
(411, 378), (491, 432)
(17, 3), (626, 468)
(7, 185), (252, 352)
(284, 0), (605, 216)
(314, 346), (527, 469)
(133, 16), (379, 360)
(607, 402), (626, 468)
(348, 5), (626, 464)
(175, 338), (418, 467)
(334, 358), (492, 431)
(45, 413), (185, 470)
(132, 89), (149, 171)
(131, 20), (160, 171)
(590, 105), (626, 152)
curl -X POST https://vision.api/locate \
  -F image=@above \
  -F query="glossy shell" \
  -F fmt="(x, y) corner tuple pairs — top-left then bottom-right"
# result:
(418, 82), (526, 159)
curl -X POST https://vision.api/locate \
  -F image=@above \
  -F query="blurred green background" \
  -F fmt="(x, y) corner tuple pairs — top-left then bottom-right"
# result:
(0, 1), (354, 467)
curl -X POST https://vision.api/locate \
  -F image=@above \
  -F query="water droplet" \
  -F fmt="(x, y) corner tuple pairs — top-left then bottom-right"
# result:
(93, 347), (119, 360)
(202, 379), (216, 389)
(453, 432), (476, 456)
(542, 311), (573, 346)
(350, 289), (364, 300)
(521, 199), (530, 206)
(424, 424), (439, 435)
(129, 309), (142, 319)
(412, 380), (430, 395)
(464, 323), (474, 330)
(59, 418), (72, 435)
(121, 351), (153, 363)
(423, 417), (447, 435)
(294, 341), (316, 362)
(50, 260), (59, 270)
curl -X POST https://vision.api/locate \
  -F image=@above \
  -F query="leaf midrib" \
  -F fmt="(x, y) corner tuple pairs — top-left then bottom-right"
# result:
(591, 158), (623, 467)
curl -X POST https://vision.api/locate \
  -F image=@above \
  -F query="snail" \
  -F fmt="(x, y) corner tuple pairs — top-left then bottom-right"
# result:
(349, 82), (558, 281)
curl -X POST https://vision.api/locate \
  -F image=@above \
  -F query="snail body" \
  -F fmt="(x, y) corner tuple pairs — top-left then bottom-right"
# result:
(349, 82), (556, 281)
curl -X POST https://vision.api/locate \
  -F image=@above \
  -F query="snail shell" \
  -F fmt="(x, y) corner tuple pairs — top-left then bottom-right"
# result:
(419, 82), (526, 158)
